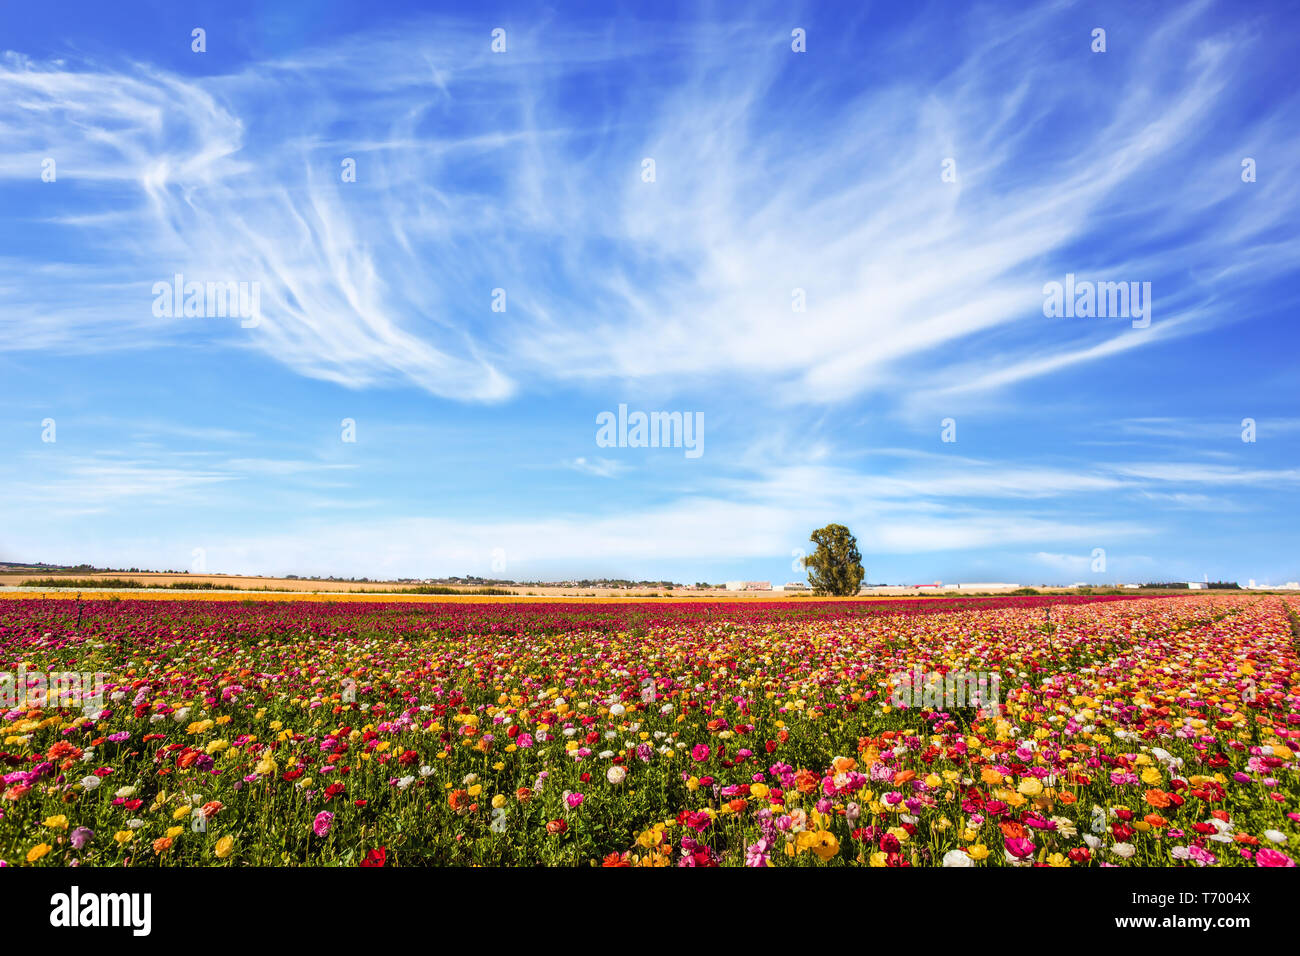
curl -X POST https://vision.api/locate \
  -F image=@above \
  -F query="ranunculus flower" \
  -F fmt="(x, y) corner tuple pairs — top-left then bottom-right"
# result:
(1256, 848), (1295, 867)
(313, 811), (334, 837)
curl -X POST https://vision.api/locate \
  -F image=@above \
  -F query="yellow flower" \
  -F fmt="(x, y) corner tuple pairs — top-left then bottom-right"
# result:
(114, 830), (134, 844)
(165, 826), (184, 839)
(491, 794), (507, 809)
(42, 814), (69, 830)
(214, 835), (235, 859)
(1045, 852), (1070, 867)
(254, 755), (278, 775)
(750, 783), (770, 800)
(172, 805), (192, 821)
(1017, 777), (1043, 797)
(467, 784), (482, 798)
(966, 844), (990, 861)
(868, 851), (888, 867)
(27, 842), (52, 862)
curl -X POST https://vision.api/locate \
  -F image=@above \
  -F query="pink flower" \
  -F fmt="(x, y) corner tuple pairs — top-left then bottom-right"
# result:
(566, 792), (584, 809)
(1256, 848), (1295, 867)
(1005, 837), (1036, 859)
(313, 811), (334, 837)
(691, 744), (710, 762)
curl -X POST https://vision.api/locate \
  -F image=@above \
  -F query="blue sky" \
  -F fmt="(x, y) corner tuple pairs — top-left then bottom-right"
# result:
(2, 0), (1299, 585)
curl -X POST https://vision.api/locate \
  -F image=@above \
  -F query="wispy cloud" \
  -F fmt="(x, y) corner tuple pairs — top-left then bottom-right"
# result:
(3, 4), (1296, 407)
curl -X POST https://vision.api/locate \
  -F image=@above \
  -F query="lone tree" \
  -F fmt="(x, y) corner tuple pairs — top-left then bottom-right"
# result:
(803, 523), (865, 596)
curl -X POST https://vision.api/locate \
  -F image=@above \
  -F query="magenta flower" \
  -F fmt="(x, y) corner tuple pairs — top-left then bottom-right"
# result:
(313, 811), (334, 837)
(566, 792), (584, 809)
(691, 744), (710, 762)
(1005, 837), (1036, 859)
(1256, 848), (1295, 867)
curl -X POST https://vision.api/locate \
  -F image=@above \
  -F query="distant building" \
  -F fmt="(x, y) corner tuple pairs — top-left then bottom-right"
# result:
(783, 582), (808, 590)
(724, 580), (771, 591)
(724, 581), (746, 591)
(955, 583), (1020, 590)
(1187, 582), (1207, 590)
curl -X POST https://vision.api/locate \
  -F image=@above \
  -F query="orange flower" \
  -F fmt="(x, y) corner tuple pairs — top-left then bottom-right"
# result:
(727, 799), (747, 814)
(601, 852), (630, 867)
(152, 836), (173, 855)
(831, 756), (858, 774)
(999, 821), (1027, 841)
(448, 789), (470, 812)
(1143, 813), (1168, 828)
(893, 769), (917, 786)
(515, 787), (534, 803)
(793, 769), (819, 794)
(1058, 792), (1077, 805)
(1144, 789), (1171, 809)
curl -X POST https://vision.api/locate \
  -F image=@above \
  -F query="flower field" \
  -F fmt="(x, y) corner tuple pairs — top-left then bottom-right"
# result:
(1, 593), (1297, 867)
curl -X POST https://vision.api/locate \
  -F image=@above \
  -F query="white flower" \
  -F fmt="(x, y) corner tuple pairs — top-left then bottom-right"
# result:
(609, 703), (625, 717)
(1171, 846), (1192, 861)
(462, 773), (478, 785)
(80, 776), (101, 790)
(598, 750), (615, 759)
(396, 775), (415, 790)
(1264, 830), (1287, 844)
(114, 786), (136, 799)
(1111, 842), (1135, 859)
(418, 765), (434, 777)
(127, 819), (144, 829)
(1083, 834), (1102, 849)
(659, 704), (673, 715)
(942, 849), (974, 867)
(606, 766), (627, 785)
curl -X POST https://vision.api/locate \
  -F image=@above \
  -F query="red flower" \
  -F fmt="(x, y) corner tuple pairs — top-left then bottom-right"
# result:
(360, 847), (387, 867)
(546, 819), (567, 835)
